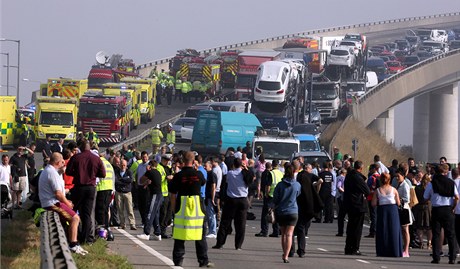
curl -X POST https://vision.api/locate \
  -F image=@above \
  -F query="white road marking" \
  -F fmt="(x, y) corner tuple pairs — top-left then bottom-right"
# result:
(356, 259), (370, 264)
(117, 228), (179, 269)
(317, 248), (328, 252)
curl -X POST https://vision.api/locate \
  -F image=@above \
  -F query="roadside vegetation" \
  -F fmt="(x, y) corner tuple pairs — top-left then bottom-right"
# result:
(321, 117), (410, 166)
(1, 210), (132, 269)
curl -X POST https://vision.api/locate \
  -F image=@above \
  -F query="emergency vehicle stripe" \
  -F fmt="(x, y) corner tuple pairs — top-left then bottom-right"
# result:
(202, 66), (211, 81)
(0, 122), (14, 135)
(180, 64), (189, 78)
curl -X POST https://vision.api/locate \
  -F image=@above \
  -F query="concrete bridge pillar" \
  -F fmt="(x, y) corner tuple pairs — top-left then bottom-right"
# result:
(427, 83), (458, 163)
(368, 108), (395, 144)
(413, 93), (430, 162)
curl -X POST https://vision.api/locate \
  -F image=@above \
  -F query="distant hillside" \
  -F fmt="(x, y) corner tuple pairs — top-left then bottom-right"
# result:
(321, 117), (410, 168)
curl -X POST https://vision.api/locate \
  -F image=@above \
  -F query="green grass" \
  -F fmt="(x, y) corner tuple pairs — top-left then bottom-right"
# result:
(0, 210), (133, 269)
(73, 239), (133, 269)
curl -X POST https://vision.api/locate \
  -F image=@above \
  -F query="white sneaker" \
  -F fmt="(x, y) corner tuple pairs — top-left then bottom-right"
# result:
(70, 245), (89, 256)
(136, 234), (150, 240)
(152, 234), (162, 241)
(206, 234), (217, 239)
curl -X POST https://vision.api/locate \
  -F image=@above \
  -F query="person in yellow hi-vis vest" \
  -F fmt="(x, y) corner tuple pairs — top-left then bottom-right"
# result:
(95, 155), (115, 230)
(264, 159), (283, 237)
(169, 151), (214, 268)
(150, 124), (164, 154)
(165, 123), (176, 154)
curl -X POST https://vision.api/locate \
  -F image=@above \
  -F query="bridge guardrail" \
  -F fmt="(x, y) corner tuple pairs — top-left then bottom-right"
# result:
(137, 12), (460, 71)
(40, 211), (77, 269)
(357, 48), (460, 105)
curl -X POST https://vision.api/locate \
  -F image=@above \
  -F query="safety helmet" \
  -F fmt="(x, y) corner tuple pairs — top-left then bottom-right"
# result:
(168, 123), (173, 128)
(98, 227), (108, 240)
(106, 230), (114, 241)
(155, 124), (160, 129)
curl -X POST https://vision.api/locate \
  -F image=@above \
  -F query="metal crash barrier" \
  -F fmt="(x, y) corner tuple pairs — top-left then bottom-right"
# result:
(40, 211), (77, 269)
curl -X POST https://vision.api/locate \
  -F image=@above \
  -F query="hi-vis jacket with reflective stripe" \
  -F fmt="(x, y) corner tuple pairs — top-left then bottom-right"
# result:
(173, 195), (205, 241)
(269, 169), (283, 197)
(97, 157), (114, 191)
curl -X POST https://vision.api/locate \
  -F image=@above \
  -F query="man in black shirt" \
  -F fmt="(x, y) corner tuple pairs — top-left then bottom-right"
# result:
(9, 146), (30, 209)
(137, 160), (164, 241)
(169, 151), (213, 268)
(318, 162), (334, 223)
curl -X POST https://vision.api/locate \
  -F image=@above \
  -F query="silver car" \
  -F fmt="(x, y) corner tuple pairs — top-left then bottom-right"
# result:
(172, 117), (196, 139)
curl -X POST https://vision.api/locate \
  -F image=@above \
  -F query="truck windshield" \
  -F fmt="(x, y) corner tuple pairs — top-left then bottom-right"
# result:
(257, 81), (281, 91)
(236, 74), (256, 88)
(141, 91), (148, 102)
(342, 83), (365, 93)
(79, 103), (119, 119)
(254, 141), (298, 160)
(311, 84), (338, 100)
(417, 30), (431, 36)
(40, 112), (73, 126)
(88, 77), (112, 88)
(300, 141), (320, 152)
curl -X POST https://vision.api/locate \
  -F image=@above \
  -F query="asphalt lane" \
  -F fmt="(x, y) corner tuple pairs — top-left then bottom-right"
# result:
(108, 199), (445, 269)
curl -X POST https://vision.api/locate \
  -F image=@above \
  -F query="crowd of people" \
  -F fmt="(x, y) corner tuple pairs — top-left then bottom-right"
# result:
(2, 136), (460, 266)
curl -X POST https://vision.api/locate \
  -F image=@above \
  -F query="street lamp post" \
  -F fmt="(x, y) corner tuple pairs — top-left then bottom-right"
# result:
(0, 52), (10, 95)
(0, 38), (20, 106)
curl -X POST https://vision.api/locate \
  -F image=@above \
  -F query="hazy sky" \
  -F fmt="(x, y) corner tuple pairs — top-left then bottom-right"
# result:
(1, 0), (460, 146)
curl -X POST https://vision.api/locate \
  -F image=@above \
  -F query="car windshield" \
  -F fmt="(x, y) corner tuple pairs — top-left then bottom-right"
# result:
(417, 30), (432, 36)
(291, 124), (318, 134)
(417, 52), (431, 57)
(405, 57), (419, 62)
(344, 34), (360, 40)
(330, 49), (349, 56)
(311, 84), (338, 100)
(141, 91), (148, 102)
(406, 36), (418, 42)
(79, 103), (119, 119)
(254, 141), (298, 160)
(299, 141), (320, 151)
(424, 42), (443, 48)
(40, 111), (73, 126)
(257, 81), (281, 91)
(386, 62), (400, 67)
(340, 41), (355, 46)
(343, 83), (365, 92)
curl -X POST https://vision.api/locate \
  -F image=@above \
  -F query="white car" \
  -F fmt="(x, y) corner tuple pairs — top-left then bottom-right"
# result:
(180, 126), (193, 141)
(253, 61), (292, 103)
(327, 47), (355, 68)
(338, 40), (361, 55)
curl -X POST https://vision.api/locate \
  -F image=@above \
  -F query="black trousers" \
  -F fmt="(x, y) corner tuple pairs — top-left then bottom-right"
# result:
(260, 196), (279, 235)
(216, 197), (248, 249)
(337, 198), (347, 235)
(345, 211), (365, 253)
(291, 213), (313, 256)
(432, 206), (456, 261)
(95, 190), (112, 228)
(72, 185), (96, 244)
(321, 194), (334, 222)
(166, 91), (172, 105)
(137, 187), (150, 225)
(367, 200), (376, 235)
(172, 216), (209, 266)
(160, 195), (172, 235)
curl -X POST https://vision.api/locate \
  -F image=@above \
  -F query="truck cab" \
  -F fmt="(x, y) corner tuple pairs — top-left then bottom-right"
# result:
(252, 128), (300, 163)
(120, 77), (157, 123)
(46, 78), (88, 98)
(102, 83), (142, 129)
(311, 81), (344, 121)
(35, 97), (78, 145)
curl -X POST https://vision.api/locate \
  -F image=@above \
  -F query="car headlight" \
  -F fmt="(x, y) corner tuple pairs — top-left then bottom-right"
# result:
(67, 132), (75, 139)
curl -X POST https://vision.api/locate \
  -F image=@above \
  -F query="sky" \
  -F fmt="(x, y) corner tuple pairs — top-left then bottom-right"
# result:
(1, 0), (460, 146)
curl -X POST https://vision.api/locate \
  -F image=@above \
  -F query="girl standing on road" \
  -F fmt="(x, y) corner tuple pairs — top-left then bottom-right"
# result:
(273, 164), (301, 263)
(372, 172), (403, 257)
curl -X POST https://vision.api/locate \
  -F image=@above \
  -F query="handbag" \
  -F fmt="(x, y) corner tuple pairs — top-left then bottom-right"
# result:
(266, 208), (276, 224)
(398, 199), (411, 225)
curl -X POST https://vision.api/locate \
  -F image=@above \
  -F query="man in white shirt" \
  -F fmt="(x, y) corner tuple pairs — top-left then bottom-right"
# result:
(39, 152), (87, 255)
(0, 154), (11, 205)
(374, 155), (389, 174)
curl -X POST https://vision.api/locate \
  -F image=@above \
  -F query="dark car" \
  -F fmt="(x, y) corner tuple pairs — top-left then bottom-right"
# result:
(452, 28), (460, 40)
(291, 123), (321, 139)
(395, 39), (411, 52)
(405, 36), (421, 52)
(416, 51), (432, 61)
(449, 40), (460, 50)
(394, 50), (408, 62)
(379, 56), (390, 63)
(402, 56), (420, 67)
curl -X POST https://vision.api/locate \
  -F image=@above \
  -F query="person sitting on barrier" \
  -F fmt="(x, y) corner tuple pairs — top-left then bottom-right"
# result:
(38, 152), (88, 255)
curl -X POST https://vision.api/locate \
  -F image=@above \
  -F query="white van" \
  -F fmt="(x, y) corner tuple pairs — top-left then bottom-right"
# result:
(366, 71), (378, 89)
(254, 61), (291, 103)
(208, 101), (251, 113)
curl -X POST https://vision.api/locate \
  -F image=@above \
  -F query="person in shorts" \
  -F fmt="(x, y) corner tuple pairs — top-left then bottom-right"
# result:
(39, 152), (88, 255)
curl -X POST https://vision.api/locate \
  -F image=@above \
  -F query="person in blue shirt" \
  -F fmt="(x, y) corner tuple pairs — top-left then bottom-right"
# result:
(273, 164), (301, 263)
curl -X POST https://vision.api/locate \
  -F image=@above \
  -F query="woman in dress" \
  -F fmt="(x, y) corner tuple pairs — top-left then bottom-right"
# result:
(395, 166), (412, 257)
(372, 172), (403, 257)
(273, 164), (301, 263)
(413, 173), (432, 249)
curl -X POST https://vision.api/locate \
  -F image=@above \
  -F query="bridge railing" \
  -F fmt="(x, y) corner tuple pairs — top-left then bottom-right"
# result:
(40, 211), (77, 269)
(136, 12), (460, 71)
(357, 48), (460, 104)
